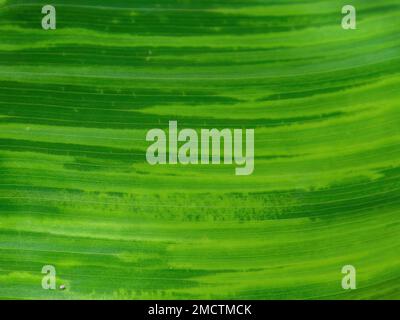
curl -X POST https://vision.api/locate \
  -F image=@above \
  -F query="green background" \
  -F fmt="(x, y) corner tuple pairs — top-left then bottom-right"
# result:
(0, 0), (399, 299)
